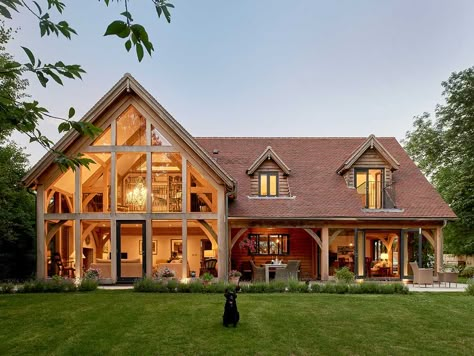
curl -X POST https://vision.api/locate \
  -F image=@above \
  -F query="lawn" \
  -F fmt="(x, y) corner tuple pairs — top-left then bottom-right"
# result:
(1, 291), (473, 355)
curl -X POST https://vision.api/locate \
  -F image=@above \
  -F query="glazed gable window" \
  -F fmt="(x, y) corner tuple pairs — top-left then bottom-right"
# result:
(259, 172), (278, 197)
(355, 168), (384, 209)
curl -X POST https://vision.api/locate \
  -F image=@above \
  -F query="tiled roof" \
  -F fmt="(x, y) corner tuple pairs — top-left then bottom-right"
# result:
(196, 137), (456, 220)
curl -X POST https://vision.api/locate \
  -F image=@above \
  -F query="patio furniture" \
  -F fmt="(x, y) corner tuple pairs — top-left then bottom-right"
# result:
(409, 261), (434, 287)
(287, 260), (301, 280)
(438, 271), (458, 287)
(274, 266), (289, 281)
(263, 263), (287, 283)
(200, 258), (217, 277)
(250, 260), (265, 282)
(240, 260), (252, 281)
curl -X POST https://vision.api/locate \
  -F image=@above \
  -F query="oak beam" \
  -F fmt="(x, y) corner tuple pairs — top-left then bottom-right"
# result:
(321, 226), (329, 281)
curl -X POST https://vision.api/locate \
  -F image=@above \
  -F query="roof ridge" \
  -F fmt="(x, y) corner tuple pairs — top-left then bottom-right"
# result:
(195, 136), (397, 139)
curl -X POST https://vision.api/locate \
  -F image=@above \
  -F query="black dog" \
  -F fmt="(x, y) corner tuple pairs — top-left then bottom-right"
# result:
(223, 289), (239, 327)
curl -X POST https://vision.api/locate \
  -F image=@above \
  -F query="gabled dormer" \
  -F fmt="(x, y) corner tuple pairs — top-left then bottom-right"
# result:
(247, 146), (291, 197)
(337, 135), (400, 209)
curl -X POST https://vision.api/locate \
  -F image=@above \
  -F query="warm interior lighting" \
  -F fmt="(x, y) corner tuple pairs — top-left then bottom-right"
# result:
(380, 253), (388, 261)
(204, 250), (215, 258)
(126, 176), (147, 208)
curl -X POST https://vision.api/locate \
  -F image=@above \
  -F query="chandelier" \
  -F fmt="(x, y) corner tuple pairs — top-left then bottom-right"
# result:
(126, 176), (147, 208)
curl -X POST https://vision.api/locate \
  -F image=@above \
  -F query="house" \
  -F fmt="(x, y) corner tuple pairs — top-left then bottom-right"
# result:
(23, 74), (456, 283)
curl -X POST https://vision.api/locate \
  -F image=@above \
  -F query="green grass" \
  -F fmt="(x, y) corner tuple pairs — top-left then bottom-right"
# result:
(1, 291), (473, 355)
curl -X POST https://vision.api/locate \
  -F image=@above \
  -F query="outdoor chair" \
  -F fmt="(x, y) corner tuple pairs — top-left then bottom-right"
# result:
(274, 266), (289, 282)
(409, 261), (434, 287)
(240, 260), (252, 281)
(250, 260), (265, 282)
(52, 252), (75, 278)
(286, 260), (301, 280)
(200, 258), (217, 277)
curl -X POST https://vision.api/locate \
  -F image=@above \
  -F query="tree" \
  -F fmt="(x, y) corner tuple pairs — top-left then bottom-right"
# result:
(404, 67), (474, 255)
(0, 0), (174, 170)
(0, 140), (36, 280)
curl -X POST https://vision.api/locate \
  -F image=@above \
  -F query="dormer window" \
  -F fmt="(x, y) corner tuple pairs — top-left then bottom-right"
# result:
(259, 172), (278, 197)
(355, 168), (384, 209)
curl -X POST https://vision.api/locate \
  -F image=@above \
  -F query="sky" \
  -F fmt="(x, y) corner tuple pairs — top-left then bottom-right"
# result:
(7, 0), (474, 165)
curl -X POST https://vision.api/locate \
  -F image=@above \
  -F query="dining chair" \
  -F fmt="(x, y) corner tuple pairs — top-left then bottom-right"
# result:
(286, 260), (301, 280)
(250, 260), (265, 282)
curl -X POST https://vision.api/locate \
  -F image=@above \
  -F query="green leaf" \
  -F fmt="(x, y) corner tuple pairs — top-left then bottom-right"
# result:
(0, 5), (12, 19)
(125, 39), (131, 52)
(68, 107), (75, 119)
(104, 20), (128, 37)
(121, 11), (133, 22)
(21, 47), (35, 66)
(136, 43), (144, 62)
(58, 122), (70, 133)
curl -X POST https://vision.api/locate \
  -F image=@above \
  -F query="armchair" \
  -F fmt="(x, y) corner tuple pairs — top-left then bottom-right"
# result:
(409, 261), (434, 287)
(250, 260), (265, 282)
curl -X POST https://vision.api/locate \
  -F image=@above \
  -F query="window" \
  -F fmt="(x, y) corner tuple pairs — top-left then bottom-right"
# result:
(259, 172), (278, 196)
(355, 168), (384, 209)
(248, 234), (289, 255)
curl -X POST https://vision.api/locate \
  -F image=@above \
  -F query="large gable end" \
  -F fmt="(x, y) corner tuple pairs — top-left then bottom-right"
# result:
(23, 74), (235, 190)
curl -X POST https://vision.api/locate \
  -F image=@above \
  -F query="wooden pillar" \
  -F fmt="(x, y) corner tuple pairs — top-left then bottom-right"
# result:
(74, 168), (82, 277)
(181, 157), (188, 280)
(217, 186), (227, 281)
(36, 184), (46, 279)
(436, 227), (444, 273)
(111, 219), (117, 283)
(146, 152), (152, 277)
(321, 226), (329, 281)
(146, 219), (152, 277)
(110, 151), (117, 282)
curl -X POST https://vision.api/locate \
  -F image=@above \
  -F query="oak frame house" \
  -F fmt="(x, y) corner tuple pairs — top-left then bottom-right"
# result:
(23, 74), (456, 283)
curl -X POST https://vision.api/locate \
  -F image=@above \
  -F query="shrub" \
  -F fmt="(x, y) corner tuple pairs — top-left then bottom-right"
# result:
(166, 279), (179, 292)
(460, 266), (474, 278)
(188, 281), (204, 293)
(466, 280), (474, 296)
(335, 267), (355, 284)
(134, 277), (160, 292)
(288, 280), (309, 293)
(0, 282), (15, 294)
(309, 283), (321, 293)
(78, 278), (98, 291)
(18, 276), (77, 293)
(200, 272), (214, 282)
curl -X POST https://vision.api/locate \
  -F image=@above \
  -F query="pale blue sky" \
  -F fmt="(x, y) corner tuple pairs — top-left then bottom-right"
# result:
(8, 0), (474, 165)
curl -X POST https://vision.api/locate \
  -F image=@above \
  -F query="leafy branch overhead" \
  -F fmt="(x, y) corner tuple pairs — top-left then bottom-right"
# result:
(0, 0), (174, 170)
(102, 0), (174, 61)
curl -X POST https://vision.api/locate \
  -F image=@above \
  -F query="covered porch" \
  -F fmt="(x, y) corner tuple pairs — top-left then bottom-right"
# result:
(229, 221), (445, 281)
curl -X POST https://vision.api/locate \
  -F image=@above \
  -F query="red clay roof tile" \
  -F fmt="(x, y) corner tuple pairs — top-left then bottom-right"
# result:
(196, 137), (456, 220)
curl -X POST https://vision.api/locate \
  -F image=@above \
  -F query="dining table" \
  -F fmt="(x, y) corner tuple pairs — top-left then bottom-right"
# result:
(263, 263), (287, 283)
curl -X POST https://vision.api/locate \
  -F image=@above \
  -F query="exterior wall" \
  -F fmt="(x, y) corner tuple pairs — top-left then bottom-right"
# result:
(343, 148), (393, 188)
(231, 228), (317, 279)
(34, 97), (228, 282)
(249, 160), (290, 196)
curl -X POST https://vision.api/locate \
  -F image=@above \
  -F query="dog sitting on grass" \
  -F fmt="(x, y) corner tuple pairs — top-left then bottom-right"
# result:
(223, 289), (239, 327)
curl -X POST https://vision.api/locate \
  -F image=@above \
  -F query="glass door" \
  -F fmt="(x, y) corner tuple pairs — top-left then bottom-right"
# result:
(117, 221), (146, 282)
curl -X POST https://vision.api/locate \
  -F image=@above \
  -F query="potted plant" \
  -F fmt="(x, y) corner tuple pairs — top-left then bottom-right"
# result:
(229, 270), (242, 285)
(153, 266), (175, 281)
(200, 272), (214, 285)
